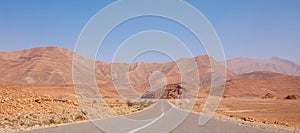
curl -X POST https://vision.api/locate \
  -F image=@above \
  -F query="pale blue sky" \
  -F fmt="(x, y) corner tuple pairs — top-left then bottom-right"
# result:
(0, 0), (299, 62)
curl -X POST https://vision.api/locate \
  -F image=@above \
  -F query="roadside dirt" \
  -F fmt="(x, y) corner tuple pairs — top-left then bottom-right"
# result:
(0, 87), (155, 132)
(171, 98), (300, 129)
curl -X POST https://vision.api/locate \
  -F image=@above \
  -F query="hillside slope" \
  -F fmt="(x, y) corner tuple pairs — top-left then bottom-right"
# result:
(227, 57), (300, 76)
(0, 46), (233, 99)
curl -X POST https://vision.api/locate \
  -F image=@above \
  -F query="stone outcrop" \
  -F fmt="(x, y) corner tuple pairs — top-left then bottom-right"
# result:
(141, 84), (186, 99)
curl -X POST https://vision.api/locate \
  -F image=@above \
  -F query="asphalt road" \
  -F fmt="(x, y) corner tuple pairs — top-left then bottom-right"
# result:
(23, 101), (268, 133)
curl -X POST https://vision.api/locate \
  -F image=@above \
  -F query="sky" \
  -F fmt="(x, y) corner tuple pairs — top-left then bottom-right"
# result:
(0, 0), (299, 62)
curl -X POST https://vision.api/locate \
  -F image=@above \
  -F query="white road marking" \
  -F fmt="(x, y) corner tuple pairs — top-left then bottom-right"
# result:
(127, 113), (165, 133)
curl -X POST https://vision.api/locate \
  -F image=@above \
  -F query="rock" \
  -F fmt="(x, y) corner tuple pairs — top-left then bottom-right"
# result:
(66, 100), (72, 103)
(73, 102), (79, 106)
(242, 117), (255, 122)
(141, 84), (186, 99)
(34, 99), (42, 104)
(285, 95), (300, 100)
(262, 93), (275, 99)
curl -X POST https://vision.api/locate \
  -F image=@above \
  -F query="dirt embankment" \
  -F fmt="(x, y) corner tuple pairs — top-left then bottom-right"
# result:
(0, 87), (156, 132)
(189, 99), (300, 129)
(0, 87), (87, 132)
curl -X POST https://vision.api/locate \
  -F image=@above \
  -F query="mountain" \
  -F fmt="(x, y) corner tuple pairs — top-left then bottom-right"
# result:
(224, 71), (300, 98)
(1, 47), (300, 100)
(140, 71), (300, 99)
(0, 46), (234, 99)
(0, 46), (73, 85)
(227, 57), (300, 76)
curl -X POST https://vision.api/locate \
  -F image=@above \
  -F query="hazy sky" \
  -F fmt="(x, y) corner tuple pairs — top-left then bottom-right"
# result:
(0, 0), (299, 62)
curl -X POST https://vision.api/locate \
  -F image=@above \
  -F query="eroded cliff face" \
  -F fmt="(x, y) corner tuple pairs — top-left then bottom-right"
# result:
(141, 84), (187, 99)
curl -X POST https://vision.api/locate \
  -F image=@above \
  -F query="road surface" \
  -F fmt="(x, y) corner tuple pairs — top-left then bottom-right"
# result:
(23, 100), (268, 133)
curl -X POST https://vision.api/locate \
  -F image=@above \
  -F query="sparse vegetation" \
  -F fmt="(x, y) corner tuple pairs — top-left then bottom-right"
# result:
(49, 118), (55, 124)
(0, 87), (156, 132)
(126, 100), (134, 107)
(99, 99), (156, 115)
(187, 99), (300, 128)
(0, 87), (88, 131)
(126, 100), (154, 108)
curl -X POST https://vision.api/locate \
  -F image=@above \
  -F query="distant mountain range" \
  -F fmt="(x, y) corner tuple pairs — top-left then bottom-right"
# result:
(0, 46), (299, 99)
(227, 57), (300, 76)
(0, 46), (233, 99)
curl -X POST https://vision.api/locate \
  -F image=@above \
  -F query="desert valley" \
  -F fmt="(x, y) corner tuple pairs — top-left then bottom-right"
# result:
(0, 46), (299, 132)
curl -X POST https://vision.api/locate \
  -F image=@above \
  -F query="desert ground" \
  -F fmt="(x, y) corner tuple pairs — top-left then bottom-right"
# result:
(1, 47), (300, 132)
(0, 87), (156, 132)
(170, 98), (300, 131)
(1, 85), (300, 132)
(217, 99), (300, 128)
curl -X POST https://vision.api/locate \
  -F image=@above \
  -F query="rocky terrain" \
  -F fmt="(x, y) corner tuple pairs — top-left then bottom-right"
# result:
(216, 99), (300, 128)
(0, 87), (87, 132)
(0, 86), (155, 132)
(227, 57), (300, 76)
(224, 71), (300, 98)
(1, 46), (300, 131)
(141, 84), (186, 99)
(171, 98), (300, 130)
